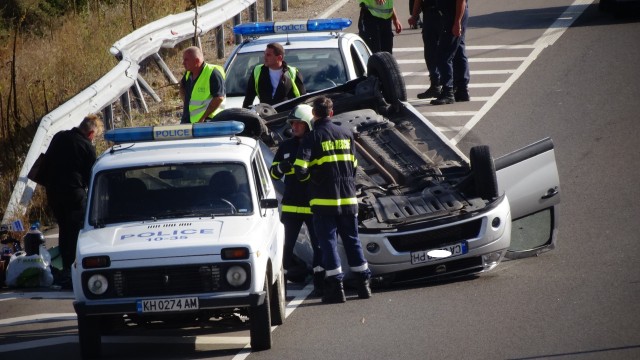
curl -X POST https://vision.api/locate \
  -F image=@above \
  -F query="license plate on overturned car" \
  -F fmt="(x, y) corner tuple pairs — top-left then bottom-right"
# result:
(137, 297), (199, 313)
(410, 242), (468, 265)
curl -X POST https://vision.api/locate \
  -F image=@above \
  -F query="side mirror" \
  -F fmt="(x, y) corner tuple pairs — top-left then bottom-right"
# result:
(260, 198), (278, 209)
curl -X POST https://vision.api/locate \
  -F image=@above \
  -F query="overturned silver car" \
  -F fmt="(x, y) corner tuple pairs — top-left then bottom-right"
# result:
(216, 52), (561, 284)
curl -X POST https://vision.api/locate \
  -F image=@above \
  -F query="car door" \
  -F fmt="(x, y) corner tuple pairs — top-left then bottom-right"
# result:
(494, 137), (561, 259)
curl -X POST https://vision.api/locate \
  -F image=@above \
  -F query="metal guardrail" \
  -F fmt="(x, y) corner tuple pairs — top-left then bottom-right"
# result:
(2, 0), (263, 224)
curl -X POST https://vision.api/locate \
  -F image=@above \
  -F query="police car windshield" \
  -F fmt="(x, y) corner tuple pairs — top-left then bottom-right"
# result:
(88, 163), (252, 226)
(225, 48), (347, 96)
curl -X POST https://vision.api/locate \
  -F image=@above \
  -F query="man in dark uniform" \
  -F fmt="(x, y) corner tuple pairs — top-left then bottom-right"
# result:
(242, 43), (306, 108)
(294, 96), (372, 304)
(44, 114), (103, 288)
(431, 0), (471, 105)
(270, 104), (324, 296)
(410, 0), (443, 99)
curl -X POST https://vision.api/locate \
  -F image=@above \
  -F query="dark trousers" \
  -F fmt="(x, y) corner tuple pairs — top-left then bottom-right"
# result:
(358, 7), (394, 54)
(282, 215), (322, 273)
(437, 5), (470, 89)
(46, 188), (86, 272)
(313, 213), (370, 282)
(422, 10), (442, 85)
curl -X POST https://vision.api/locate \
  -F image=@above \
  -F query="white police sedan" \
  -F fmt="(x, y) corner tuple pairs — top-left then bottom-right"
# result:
(223, 18), (372, 109)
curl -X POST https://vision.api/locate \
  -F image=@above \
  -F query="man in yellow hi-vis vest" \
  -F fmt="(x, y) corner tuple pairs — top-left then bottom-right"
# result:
(242, 43), (306, 108)
(358, 0), (403, 53)
(180, 46), (226, 124)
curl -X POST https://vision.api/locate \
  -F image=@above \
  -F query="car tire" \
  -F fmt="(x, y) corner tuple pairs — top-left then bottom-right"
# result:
(270, 264), (286, 326)
(250, 277), (272, 351)
(366, 52), (407, 109)
(211, 108), (267, 137)
(77, 313), (102, 359)
(470, 145), (499, 199)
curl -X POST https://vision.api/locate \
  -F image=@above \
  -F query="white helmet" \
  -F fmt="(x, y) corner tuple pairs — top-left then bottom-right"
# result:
(287, 104), (314, 131)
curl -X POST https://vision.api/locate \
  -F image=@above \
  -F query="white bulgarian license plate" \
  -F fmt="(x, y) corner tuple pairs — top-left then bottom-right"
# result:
(137, 297), (199, 313)
(410, 242), (468, 265)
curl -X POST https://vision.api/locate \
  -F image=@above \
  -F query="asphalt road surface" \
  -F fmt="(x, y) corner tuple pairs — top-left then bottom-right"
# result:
(2, 1), (640, 359)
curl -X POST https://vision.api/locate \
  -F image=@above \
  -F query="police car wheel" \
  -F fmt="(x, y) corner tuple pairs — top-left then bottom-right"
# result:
(270, 264), (286, 326)
(78, 313), (102, 358)
(250, 277), (272, 351)
(366, 52), (408, 107)
(470, 145), (499, 200)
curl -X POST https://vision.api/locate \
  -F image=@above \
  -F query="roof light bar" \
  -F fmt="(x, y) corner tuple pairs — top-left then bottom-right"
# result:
(104, 121), (245, 144)
(233, 18), (352, 36)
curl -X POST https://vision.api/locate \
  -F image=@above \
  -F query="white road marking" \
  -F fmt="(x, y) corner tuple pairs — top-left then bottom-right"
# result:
(397, 57), (528, 64)
(394, 45), (537, 51)
(0, 284), (315, 356)
(407, 83), (502, 90)
(403, 70), (516, 76)
(0, 290), (74, 301)
(450, 0), (594, 144)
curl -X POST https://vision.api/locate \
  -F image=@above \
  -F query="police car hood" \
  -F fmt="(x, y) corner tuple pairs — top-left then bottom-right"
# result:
(78, 218), (258, 261)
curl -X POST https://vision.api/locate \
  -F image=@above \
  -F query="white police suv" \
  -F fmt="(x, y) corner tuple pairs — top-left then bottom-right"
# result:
(72, 121), (285, 358)
(224, 18), (372, 109)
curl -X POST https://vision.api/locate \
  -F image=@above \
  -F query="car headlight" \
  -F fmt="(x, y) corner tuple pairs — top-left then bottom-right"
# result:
(87, 274), (109, 295)
(226, 265), (248, 287)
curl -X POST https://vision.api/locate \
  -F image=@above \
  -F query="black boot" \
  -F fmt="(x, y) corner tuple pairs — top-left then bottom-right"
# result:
(322, 276), (346, 304)
(417, 84), (442, 99)
(311, 271), (325, 297)
(356, 278), (372, 299)
(454, 88), (470, 102)
(430, 87), (455, 105)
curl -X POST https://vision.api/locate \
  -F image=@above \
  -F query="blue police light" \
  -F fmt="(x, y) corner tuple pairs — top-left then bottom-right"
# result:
(104, 121), (245, 144)
(233, 18), (352, 36)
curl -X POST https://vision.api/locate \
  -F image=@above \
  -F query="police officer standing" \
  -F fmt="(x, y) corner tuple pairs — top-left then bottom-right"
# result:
(242, 43), (306, 108)
(431, 0), (471, 105)
(180, 46), (226, 124)
(270, 104), (324, 296)
(410, 0), (443, 99)
(295, 96), (371, 304)
(358, 0), (403, 53)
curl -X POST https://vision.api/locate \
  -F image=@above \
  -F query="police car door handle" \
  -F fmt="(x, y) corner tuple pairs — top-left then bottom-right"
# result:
(541, 188), (559, 200)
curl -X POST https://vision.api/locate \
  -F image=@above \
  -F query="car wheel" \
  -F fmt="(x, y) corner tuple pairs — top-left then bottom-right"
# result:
(211, 108), (267, 137)
(269, 264), (286, 326)
(250, 277), (272, 351)
(470, 145), (499, 200)
(77, 313), (102, 359)
(366, 52), (407, 109)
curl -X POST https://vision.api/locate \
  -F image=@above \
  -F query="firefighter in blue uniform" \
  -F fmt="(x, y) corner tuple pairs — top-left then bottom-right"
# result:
(294, 96), (372, 304)
(270, 104), (324, 296)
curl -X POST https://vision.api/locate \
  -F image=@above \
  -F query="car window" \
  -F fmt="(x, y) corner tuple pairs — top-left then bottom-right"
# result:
(350, 40), (370, 77)
(225, 48), (348, 95)
(88, 163), (252, 225)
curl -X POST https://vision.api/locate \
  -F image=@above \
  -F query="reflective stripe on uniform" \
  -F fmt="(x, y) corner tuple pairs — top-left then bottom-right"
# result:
(309, 197), (357, 207)
(281, 205), (312, 214)
(308, 153), (356, 167)
(350, 263), (369, 273)
(325, 266), (342, 277)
